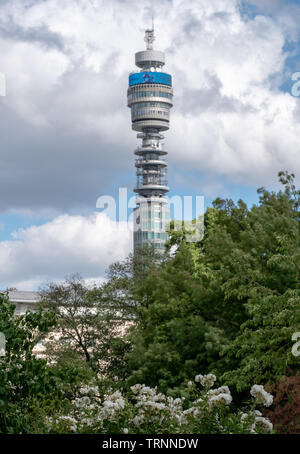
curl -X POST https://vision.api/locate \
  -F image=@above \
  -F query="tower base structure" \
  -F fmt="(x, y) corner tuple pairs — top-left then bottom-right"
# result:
(133, 196), (170, 251)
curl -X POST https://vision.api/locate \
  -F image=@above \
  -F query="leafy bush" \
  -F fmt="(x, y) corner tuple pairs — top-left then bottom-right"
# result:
(0, 292), (64, 433)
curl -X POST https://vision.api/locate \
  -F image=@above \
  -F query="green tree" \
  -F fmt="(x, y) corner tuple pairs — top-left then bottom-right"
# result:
(220, 172), (300, 390)
(0, 291), (62, 433)
(39, 274), (131, 381)
(125, 243), (222, 392)
(124, 172), (300, 394)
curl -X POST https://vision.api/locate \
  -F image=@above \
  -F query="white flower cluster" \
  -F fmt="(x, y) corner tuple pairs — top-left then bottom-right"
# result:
(44, 376), (274, 434)
(250, 385), (273, 407)
(79, 385), (99, 395)
(207, 386), (232, 408)
(102, 391), (126, 419)
(241, 410), (273, 433)
(181, 403), (202, 422)
(253, 416), (273, 433)
(57, 415), (77, 433)
(55, 387), (127, 432)
(195, 373), (216, 388)
(129, 384), (185, 428)
(45, 415), (78, 433)
(75, 395), (94, 409)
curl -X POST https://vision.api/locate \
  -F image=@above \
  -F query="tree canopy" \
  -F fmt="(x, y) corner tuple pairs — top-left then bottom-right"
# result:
(122, 172), (300, 394)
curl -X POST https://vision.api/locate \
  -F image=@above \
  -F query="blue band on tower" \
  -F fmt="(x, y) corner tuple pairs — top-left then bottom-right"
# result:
(129, 72), (172, 87)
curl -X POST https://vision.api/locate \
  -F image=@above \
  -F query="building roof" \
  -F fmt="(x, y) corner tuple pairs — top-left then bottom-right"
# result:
(8, 291), (40, 304)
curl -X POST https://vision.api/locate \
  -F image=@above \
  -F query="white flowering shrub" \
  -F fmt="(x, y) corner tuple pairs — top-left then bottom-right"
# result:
(44, 374), (274, 434)
(250, 385), (273, 407)
(195, 373), (217, 388)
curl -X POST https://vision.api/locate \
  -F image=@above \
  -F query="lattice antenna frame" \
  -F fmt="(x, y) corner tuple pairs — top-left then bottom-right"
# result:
(144, 20), (155, 50)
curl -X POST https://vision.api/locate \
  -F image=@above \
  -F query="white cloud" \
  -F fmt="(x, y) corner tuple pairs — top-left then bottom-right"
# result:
(0, 0), (299, 197)
(1, 0), (300, 287)
(0, 213), (132, 290)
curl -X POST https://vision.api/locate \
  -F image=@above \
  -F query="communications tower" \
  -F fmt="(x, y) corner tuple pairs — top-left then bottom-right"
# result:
(127, 27), (173, 251)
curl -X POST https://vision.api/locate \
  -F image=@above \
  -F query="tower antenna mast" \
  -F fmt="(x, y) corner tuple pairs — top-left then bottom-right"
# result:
(144, 17), (155, 50)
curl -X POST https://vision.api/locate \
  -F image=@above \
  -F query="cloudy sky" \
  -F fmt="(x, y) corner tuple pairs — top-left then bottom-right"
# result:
(0, 0), (300, 290)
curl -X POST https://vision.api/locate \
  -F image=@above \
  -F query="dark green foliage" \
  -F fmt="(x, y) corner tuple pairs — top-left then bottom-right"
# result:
(124, 172), (300, 395)
(125, 243), (233, 392)
(0, 292), (61, 433)
(220, 172), (300, 389)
